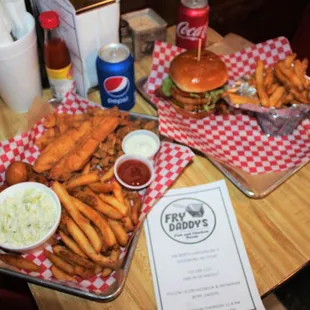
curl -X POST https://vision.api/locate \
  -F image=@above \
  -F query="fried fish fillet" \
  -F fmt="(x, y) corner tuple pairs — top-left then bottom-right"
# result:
(33, 120), (93, 173)
(49, 116), (119, 181)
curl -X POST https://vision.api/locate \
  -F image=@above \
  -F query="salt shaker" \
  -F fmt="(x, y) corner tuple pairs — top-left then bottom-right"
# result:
(120, 18), (133, 55)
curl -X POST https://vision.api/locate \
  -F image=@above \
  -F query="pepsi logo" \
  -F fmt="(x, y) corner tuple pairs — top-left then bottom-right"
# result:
(104, 76), (130, 98)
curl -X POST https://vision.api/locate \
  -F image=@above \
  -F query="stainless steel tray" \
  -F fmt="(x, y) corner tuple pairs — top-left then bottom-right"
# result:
(0, 113), (158, 302)
(136, 76), (309, 198)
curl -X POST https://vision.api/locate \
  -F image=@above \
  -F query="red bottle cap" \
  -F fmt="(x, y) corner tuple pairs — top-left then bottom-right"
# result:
(39, 11), (60, 29)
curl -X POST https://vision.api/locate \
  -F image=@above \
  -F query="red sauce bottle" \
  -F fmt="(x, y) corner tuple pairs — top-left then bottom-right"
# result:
(39, 11), (74, 100)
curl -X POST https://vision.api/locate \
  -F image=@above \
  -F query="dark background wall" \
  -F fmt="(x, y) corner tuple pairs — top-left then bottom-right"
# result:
(121, 0), (309, 44)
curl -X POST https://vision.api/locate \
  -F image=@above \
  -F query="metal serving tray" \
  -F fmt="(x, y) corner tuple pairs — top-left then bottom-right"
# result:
(136, 76), (309, 198)
(0, 113), (158, 302)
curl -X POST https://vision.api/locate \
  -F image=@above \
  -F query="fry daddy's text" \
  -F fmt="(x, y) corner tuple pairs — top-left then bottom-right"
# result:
(164, 212), (208, 231)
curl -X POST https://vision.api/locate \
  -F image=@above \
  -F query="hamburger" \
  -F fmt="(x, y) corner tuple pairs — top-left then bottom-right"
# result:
(159, 49), (228, 118)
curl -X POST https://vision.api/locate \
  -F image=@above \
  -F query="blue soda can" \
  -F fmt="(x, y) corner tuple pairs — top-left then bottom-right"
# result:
(96, 43), (135, 110)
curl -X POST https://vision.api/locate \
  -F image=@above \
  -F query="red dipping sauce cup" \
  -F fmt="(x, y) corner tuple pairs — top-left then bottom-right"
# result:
(114, 154), (155, 190)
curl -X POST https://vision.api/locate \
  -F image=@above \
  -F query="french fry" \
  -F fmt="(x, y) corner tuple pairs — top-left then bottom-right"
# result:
(94, 265), (103, 274)
(124, 197), (132, 217)
(62, 215), (116, 268)
(112, 180), (125, 204)
(58, 230), (87, 258)
(282, 92), (294, 104)
(101, 248), (120, 278)
(302, 90), (308, 98)
(0, 254), (41, 272)
(93, 226), (107, 252)
(301, 58), (309, 69)
(88, 182), (113, 194)
(53, 181), (102, 253)
(224, 93), (260, 105)
(52, 245), (97, 270)
(58, 221), (69, 235)
(268, 86), (286, 107)
(51, 265), (76, 282)
(274, 65), (295, 90)
(44, 249), (76, 276)
(72, 188), (123, 220)
(112, 180), (134, 232)
(122, 216), (134, 232)
(70, 195), (117, 248)
(290, 88), (309, 103)
(100, 166), (114, 182)
(107, 219), (128, 247)
(74, 265), (96, 279)
(81, 162), (91, 175)
(46, 237), (58, 247)
(99, 194), (128, 217)
(65, 172), (100, 190)
(255, 59), (269, 107)
(274, 99), (283, 109)
(131, 194), (142, 225)
(294, 59), (308, 89)
(263, 67), (274, 89)
(266, 83), (279, 95)
(101, 268), (113, 278)
(277, 61), (304, 92)
(284, 53), (296, 67)
(101, 238), (111, 254)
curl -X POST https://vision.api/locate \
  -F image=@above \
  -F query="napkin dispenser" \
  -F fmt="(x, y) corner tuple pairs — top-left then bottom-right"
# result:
(36, 0), (120, 97)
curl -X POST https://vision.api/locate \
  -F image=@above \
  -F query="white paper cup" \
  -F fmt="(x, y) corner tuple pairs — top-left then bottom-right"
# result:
(0, 12), (41, 113)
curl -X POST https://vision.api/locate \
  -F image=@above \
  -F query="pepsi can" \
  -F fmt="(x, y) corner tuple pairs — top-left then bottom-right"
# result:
(96, 43), (135, 110)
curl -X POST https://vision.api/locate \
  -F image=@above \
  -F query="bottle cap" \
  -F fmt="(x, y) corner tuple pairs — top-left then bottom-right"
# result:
(39, 11), (59, 29)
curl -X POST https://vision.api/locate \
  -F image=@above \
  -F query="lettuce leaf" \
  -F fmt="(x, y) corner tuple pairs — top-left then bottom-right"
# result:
(189, 93), (201, 98)
(161, 76), (174, 97)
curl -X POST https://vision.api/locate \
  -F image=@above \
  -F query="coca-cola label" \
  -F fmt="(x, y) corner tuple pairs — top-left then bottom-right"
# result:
(176, 21), (207, 41)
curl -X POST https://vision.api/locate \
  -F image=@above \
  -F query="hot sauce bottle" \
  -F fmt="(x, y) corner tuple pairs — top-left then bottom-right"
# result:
(39, 11), (74, 100)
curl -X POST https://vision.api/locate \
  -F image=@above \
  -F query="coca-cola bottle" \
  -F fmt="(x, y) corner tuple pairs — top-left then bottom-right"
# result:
(176, 0), (210, 50)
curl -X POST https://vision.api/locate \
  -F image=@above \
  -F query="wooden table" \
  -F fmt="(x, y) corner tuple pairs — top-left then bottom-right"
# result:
(1, 27), (310, 309)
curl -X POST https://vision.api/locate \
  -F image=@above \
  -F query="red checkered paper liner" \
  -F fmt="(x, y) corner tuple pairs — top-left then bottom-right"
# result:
(0, 91), (194, 295)
(145, 37), (310, 174)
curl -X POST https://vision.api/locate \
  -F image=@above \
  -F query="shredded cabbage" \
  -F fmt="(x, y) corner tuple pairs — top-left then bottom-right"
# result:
(0, 189), (57, 247)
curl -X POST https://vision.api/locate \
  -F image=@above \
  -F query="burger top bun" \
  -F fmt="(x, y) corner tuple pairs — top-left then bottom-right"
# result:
(169, 49), (228, 93)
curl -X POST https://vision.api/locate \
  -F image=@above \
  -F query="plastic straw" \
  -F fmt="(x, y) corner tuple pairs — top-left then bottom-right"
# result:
(2, 0), (27, 39)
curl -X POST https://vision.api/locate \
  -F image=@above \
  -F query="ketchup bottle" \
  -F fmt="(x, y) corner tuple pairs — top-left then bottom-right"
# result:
(39, 11), (74, 100)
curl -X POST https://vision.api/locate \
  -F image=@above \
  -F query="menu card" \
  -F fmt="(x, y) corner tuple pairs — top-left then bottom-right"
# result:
(145, 180), (265, 310)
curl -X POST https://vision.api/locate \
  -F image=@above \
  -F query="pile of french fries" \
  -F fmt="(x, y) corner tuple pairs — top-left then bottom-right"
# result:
(253, 54), (310, 108)
(226, 54), (310, 108)
(50, 175), (142, 282)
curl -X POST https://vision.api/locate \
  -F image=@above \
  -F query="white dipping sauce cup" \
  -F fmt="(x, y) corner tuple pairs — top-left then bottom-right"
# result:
(122, 130), (160, 159)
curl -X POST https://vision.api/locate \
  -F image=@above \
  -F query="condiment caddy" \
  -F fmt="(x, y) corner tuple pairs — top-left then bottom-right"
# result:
(121, 8), (167, 60)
